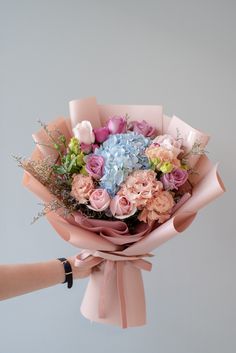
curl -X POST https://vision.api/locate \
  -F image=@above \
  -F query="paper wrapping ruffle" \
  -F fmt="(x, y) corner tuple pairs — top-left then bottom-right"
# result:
(22, 97), (225, 328)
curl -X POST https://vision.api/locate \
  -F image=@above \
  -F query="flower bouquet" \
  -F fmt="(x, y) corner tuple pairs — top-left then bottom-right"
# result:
(16, 97), (225, 328)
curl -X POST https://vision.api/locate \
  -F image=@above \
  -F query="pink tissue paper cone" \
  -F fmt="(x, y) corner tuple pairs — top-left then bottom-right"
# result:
(22, 97), (225, 328)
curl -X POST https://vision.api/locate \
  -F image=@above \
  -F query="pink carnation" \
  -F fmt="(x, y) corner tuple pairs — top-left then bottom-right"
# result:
(138, 190), (175, 225)
(118, 170), (163, 209)
(70, 174), (95, 204)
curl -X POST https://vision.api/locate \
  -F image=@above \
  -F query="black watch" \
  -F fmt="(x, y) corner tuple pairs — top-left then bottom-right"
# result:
(57, 257), (73, 289)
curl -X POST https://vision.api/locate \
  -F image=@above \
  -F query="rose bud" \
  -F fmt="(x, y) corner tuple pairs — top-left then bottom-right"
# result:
(107, 116), (127, 134)
(93, 127), (110, 143)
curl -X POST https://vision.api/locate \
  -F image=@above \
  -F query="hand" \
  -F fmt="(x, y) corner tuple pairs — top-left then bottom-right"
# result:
(67, 255), (101, 280)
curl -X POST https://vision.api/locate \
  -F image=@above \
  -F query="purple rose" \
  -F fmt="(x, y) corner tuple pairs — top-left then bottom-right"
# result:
(85, 155), (104, 179)
(107, 116), (127, 134)
(161, 169), (188, 190)
(129, 120), (156, 137)
(93, 126), (110, 143)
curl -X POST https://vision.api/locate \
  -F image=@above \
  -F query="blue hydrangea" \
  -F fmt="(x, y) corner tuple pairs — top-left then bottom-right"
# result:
(94, 132), (151, 196)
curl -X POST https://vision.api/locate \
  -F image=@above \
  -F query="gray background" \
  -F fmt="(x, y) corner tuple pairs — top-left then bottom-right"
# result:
(0, 0), (235, 352)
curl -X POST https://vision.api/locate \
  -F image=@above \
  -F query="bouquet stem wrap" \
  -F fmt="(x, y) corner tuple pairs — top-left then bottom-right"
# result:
(76, 250), (153, 328)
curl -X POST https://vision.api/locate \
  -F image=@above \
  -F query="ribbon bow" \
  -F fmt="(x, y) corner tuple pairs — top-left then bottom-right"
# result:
(75, 250), (153, 328)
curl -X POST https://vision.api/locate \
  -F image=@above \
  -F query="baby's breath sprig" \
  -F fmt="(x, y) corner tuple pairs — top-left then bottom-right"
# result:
(12, 155), (54, 186)
(31, 199), (72, 224)
(37, 120), (67, 161)
(181, 140), (208, 165)
(176, 128), (184, 142)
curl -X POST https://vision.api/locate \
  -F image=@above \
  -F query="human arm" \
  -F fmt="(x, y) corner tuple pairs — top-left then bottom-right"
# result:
(0, 256), (96, 301)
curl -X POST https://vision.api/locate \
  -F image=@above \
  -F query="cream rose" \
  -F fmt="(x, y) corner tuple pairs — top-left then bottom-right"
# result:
(152, 134), (183, 157)
(72, 120), (95, 145)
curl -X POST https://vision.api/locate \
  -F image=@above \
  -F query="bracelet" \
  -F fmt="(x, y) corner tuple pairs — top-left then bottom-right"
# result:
(57, 258), (73, 289)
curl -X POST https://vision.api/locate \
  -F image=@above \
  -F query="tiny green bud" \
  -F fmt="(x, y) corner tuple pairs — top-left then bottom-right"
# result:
(80, 165), (88, 175)
(181, 164), (190, 170)
(53, 143), (60, 150)
(68, 137), (79, 154)
(59, 135), (66, 144)
(76, 153), (85, 166)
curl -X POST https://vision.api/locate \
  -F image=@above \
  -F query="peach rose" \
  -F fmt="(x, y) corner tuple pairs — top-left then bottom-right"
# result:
(145, 146), (181, 169)
(88, 189), (111, 211)
(70, 174), (94, 204)
(110, 195), (137, 219)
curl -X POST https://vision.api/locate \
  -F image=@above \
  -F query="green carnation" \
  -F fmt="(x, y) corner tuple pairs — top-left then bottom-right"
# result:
(160, 162), (173, 173)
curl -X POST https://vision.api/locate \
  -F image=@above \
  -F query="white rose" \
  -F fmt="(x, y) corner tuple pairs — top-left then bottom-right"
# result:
(153, 134), (183, 157)
(72, 120), (95, 145)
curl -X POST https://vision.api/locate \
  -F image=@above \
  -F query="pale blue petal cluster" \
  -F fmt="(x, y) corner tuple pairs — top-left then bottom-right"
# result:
(94, 132), (151, 196)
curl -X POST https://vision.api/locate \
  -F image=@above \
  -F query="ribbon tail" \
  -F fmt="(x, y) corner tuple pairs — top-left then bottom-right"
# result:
(98, 260), (114, 319)
(132, 259), (152, 272)
(116, 261), (128, 329)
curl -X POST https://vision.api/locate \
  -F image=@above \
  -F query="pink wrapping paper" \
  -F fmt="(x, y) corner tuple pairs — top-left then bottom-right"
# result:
(22, 97), (225, 328)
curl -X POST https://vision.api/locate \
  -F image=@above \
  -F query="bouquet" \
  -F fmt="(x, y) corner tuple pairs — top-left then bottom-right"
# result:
(16, 97), (225, 328)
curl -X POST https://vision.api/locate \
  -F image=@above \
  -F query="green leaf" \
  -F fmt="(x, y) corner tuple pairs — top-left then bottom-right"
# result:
(52, 165), (67, 175)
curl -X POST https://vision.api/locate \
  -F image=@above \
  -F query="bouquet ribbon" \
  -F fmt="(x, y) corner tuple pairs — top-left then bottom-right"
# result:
(75, 250), (153, 328)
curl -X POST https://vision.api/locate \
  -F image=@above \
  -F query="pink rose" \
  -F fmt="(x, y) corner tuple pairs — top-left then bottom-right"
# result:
(88, 189), (111, 211)
(80, 143), (92, 154)
(73, 120), (95, 145)
(70, 174), (94, 204)
(161, 168), (188, 190)
(129, 120), (156, 137)
(152, 134), (183, 157)
(110, 195), (137, 219)
(92, 143), (99, 152)
(107, 116), (127, 134)
(85, 155), (104, 179)
(93, 127), (110, 143)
